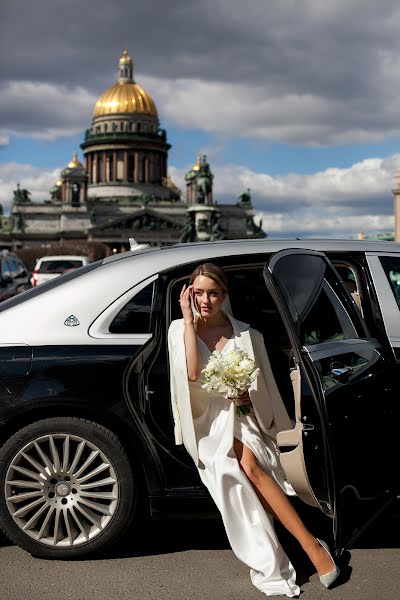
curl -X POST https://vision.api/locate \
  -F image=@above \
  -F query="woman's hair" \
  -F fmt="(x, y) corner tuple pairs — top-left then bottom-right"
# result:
(189, 263), (228, 292)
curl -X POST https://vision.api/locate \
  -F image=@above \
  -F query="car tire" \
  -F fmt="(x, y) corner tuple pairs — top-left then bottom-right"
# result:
(0, 417), (138, 559)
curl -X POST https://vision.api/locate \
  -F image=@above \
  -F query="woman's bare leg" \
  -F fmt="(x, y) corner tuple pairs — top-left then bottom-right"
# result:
(233, 437), (335, 576)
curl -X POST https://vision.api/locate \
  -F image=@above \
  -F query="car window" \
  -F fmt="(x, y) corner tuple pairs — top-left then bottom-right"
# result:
(39, 260), (83, 274)
(109, 281), (155, 334)
(379, 256), (400, 306)
(1, 259), (12, 279)
(0, 261), (102, 314)
(271, 253), (358, 346)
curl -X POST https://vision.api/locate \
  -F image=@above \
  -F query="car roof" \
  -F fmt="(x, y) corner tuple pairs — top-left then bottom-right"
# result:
(103, 237), (400, 267)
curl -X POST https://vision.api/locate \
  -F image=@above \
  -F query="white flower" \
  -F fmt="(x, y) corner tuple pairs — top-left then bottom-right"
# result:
(201, 348), (260, 399)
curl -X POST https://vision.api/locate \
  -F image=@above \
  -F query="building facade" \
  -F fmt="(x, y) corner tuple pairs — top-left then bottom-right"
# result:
(0, 52), (264, 251)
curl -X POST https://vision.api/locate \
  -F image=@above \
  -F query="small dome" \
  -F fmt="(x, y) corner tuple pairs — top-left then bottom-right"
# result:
(67, 151), (83, 168)
(119, 50), (133, 64)
(192, 153), (201, 172)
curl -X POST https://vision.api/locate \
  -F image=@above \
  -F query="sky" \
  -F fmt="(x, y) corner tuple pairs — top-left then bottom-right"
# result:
(1, 0), (400, 238)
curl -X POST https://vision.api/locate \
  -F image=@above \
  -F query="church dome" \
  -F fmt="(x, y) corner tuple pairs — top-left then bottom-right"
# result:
(67, 151), (83, 169)
(93, 51), (158, 119)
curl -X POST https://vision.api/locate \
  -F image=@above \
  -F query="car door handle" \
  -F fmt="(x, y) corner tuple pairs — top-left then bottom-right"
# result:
(145, 385), (155, 401)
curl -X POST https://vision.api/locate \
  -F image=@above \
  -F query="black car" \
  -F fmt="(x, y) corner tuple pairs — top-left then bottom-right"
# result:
(0, 239), (399, 559)
(0, 250), (31, 302)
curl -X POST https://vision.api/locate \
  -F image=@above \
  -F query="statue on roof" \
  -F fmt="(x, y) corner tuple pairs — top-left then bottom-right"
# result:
(238, 188), (252, 207)
(13, 183), (32, 204)
(195, 155), (213, 204)
(180, 211), (197, 243)
(209, 211), (224, 241)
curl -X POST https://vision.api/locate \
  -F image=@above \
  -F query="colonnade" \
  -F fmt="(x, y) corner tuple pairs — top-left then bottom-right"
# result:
(86, 150), (167, 185)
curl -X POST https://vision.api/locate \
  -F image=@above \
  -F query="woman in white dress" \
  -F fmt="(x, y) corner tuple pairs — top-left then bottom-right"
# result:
(167, 263), (339, 597)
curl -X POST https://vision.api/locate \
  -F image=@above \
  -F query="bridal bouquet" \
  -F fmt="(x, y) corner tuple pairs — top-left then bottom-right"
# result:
(201, 348), (260, 416)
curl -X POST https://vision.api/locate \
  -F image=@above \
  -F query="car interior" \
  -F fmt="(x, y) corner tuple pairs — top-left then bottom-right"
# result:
(168, 264), (296, 423)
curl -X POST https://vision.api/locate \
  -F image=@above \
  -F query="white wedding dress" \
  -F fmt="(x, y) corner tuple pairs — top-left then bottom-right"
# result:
(190, 335), (301, 598)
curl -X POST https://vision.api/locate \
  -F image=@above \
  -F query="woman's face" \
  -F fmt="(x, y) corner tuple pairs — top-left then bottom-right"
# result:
(192, 275), (226, 319)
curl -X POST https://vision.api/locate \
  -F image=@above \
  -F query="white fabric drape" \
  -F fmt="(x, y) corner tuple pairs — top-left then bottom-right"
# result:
(167, 315), (300, 597)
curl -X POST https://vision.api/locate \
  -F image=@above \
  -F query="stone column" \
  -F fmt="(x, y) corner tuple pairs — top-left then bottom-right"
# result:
(134, 152), (139, 182)
(103, 151), (107, 182)
(145, 155), (149, 182)
(113, 151), (117, 182)
(86, 155), (91, 183)
(124, 151), (128, 182)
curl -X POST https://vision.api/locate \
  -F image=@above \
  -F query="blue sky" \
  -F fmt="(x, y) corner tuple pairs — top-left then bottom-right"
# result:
(1, 0), (400, 237)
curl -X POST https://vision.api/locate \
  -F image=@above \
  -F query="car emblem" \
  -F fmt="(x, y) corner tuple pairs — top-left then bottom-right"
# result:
(64, 315), (80, 327)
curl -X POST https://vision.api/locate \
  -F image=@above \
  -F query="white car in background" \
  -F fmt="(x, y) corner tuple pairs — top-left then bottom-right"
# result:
(31, 255), (92, 286)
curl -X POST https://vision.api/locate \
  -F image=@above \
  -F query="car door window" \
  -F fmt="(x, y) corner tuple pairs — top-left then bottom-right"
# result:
(109, 280), (155, 334)
(379, 256), (400, 307)
(271, 253), (359, 346)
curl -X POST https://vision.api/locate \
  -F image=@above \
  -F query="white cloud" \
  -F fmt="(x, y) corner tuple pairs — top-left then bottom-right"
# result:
(2, 152), (399, 238)
(142, 74), (400, 145)
(170, 154), (400, 237)
(0, 163), (61, 212)
(0, 81), (96, 140)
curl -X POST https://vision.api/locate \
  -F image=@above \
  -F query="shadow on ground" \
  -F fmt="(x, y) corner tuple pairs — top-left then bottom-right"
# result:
(1, 500), (399, 580)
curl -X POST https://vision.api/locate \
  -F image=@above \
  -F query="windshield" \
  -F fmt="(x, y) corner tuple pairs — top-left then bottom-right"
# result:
(39, 259), (83, 274)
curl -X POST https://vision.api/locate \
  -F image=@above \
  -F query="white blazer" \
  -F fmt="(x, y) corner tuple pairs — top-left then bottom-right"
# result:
(167, 313), (293, 467)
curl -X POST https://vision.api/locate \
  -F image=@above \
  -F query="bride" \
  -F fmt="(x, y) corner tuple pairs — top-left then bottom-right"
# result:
(167, 262), (340, 597)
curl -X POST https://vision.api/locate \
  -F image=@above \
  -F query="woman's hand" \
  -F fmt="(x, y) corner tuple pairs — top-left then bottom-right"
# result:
(180, 284), (194, 323)
(232, 391), (252, 406)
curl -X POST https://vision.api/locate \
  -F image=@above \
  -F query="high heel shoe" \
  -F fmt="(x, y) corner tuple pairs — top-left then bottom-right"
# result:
(316, 538), (340, 588)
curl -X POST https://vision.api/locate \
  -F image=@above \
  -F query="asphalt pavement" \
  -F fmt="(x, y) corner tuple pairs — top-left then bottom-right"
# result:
(1, 510), (399, 600)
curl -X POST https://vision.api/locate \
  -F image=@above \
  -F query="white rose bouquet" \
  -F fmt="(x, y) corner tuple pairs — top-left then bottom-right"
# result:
(201, 348), (260, 416)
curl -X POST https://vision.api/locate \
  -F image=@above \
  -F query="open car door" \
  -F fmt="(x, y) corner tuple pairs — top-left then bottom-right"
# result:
(264, 249), (396, 555)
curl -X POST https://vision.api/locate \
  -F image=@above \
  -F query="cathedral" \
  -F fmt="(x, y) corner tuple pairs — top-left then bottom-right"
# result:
(0, 51), (264, 250)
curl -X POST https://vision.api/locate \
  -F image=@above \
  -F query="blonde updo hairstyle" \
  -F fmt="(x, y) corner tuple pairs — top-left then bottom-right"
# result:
(189, 263), (228, 294)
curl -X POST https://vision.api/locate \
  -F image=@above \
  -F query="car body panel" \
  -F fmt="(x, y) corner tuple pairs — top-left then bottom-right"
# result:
(1, 239), (400, 555)
(263, 249), (397, 552)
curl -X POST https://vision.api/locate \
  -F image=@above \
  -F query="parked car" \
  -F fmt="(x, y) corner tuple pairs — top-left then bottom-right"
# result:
(0, 250), (31, 302)
(0, 239), (400, 560)
(31, 255), (92, 286)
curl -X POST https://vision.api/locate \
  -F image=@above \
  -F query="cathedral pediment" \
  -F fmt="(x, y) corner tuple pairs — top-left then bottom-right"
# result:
(90, 207), (182, 234)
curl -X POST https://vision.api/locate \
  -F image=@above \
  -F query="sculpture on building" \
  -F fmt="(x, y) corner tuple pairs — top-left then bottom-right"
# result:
(238, 188), (252, 208)
(209, 211), (224, 240)
(196, 156), (213, 204)
(180, 211), (197, 243)
(50, 180), (62, 202)
(13, 184), (31, 204)
(246, 215), (265, 238)
(185, 154), (214, 205)
(71, 183), (81, 207)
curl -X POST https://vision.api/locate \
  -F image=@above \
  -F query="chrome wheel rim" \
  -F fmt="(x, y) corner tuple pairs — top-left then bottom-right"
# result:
(5, 433), (119, 547)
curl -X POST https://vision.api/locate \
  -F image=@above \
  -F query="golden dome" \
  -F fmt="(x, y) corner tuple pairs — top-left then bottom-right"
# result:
(93, 52), (158, 118)
(67, 151), (83, 168)
(192, 153), (201, 171)
(119, 50), (132, 64)
(56, 179), (62, 186)
(94, 82), (158, 118)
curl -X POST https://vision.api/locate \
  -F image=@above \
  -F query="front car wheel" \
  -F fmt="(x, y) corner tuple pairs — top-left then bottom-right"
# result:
(0, 417), (138, 558)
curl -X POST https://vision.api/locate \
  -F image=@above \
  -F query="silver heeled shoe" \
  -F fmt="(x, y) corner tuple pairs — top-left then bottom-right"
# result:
(316, 538), (340, 588)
